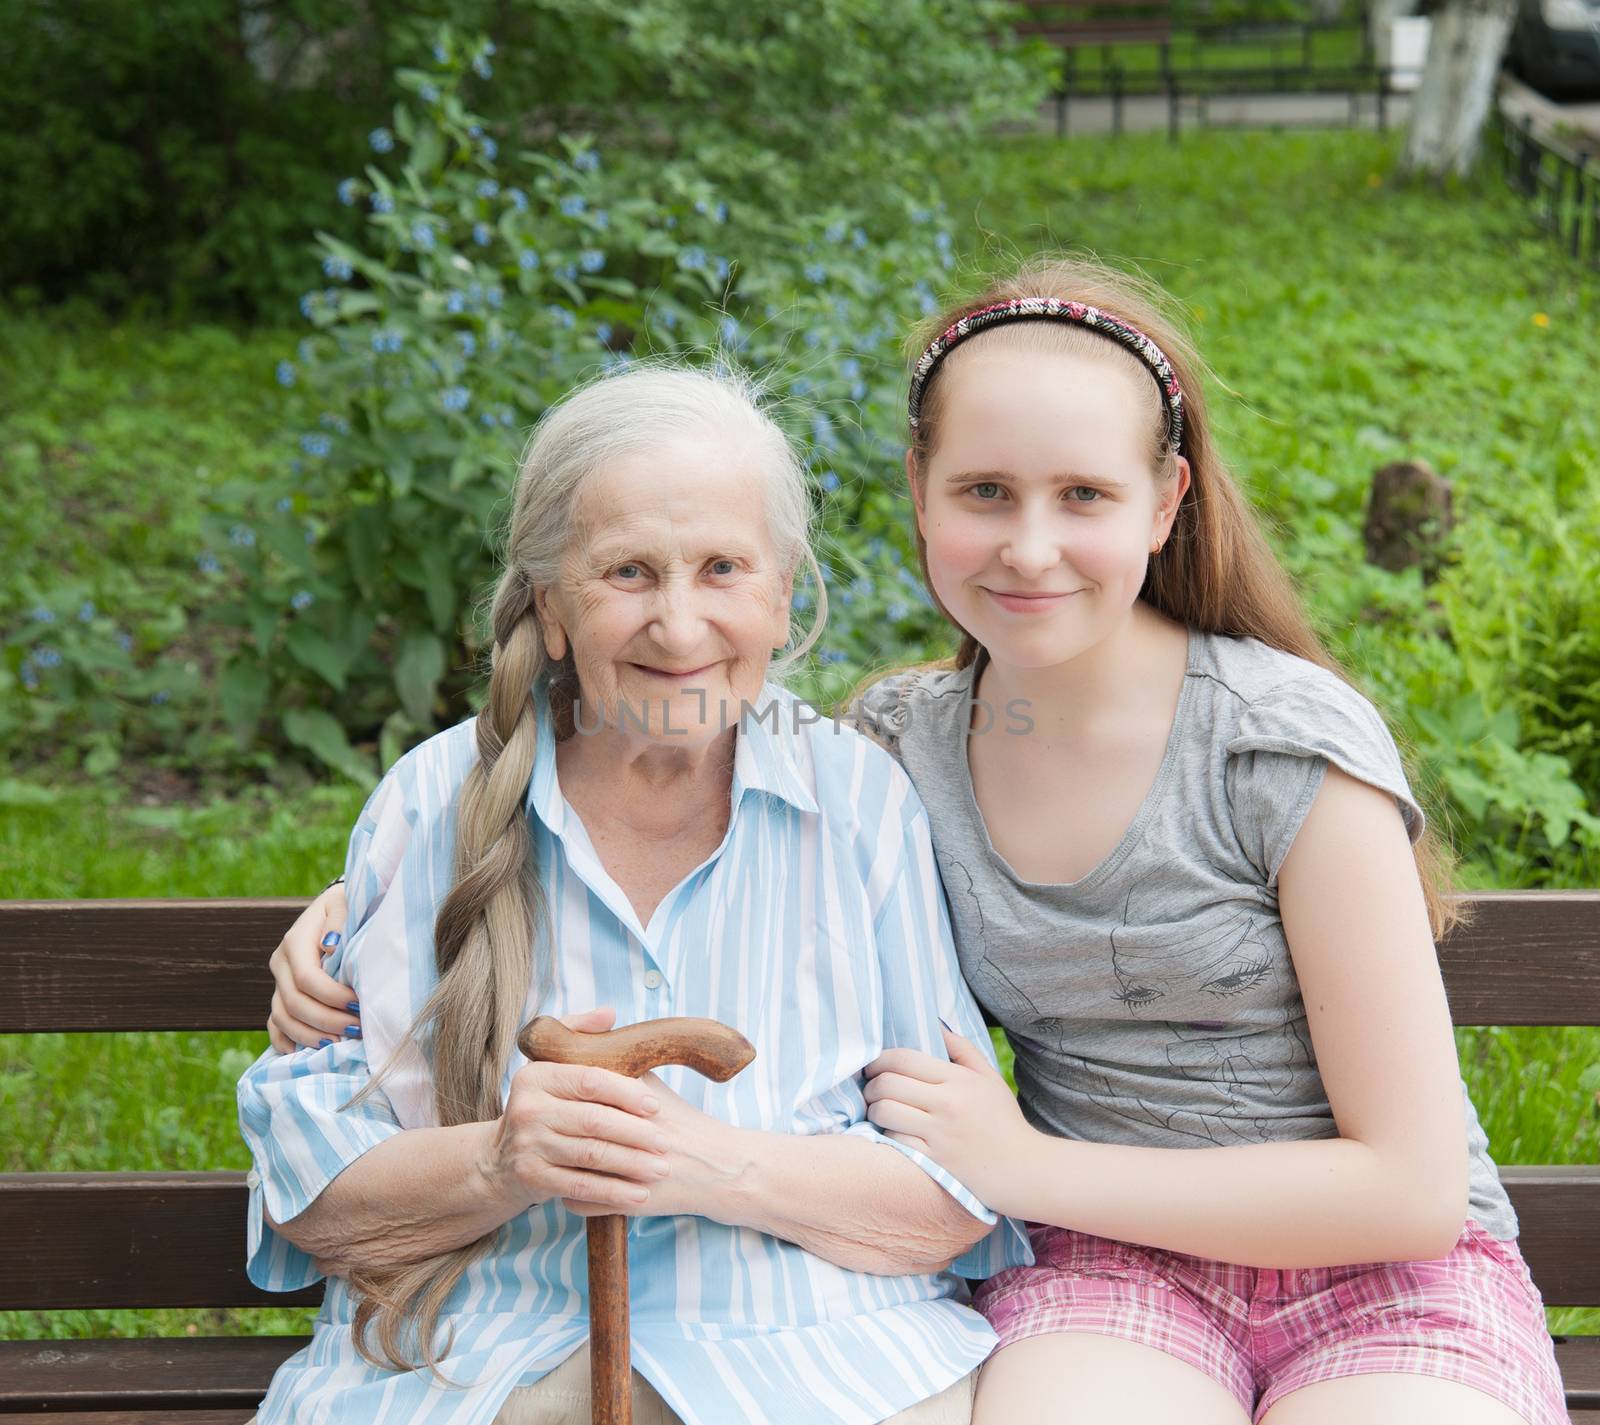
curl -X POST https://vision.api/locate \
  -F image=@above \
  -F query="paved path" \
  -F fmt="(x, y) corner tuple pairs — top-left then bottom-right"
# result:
(1027, 89), (1412, 137)
(1027, 76), (1600, 144)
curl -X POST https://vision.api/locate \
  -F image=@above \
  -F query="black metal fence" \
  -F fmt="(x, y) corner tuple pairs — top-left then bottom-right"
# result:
(1496, 111), (1600, 268)
(1045, 20), (1403, 139)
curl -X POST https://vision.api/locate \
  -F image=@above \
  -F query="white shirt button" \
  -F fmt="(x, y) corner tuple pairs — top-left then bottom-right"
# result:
(642, 970), (664, 990)
(246, 1169), (261, 1189)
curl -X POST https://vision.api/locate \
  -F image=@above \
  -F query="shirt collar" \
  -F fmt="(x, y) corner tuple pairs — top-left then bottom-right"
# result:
(522, 681), (821, 831)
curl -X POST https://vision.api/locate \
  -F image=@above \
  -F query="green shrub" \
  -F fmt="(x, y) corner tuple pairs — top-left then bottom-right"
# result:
(196, 25), (1041, 780)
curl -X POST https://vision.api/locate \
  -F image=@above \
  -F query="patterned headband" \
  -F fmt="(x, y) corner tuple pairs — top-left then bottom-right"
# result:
(907, 296), (1185, 454)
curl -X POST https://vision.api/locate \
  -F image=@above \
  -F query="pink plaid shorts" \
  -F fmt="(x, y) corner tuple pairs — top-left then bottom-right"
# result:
(973, 1218), (1568, 1424)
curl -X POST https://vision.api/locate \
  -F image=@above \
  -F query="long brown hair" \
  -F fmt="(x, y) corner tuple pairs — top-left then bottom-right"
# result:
(893, 254), (1462, 940)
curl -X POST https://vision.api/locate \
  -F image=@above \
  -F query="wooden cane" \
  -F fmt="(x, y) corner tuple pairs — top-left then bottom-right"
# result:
(517, 1015), (756, 1425)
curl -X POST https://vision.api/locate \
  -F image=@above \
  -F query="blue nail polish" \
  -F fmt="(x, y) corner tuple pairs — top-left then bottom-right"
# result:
(319, 1038), (333, 1048)
(320, 931), (342, 949)
(347, 1002), (360, 1013)
(343, 1025), (362, 1038)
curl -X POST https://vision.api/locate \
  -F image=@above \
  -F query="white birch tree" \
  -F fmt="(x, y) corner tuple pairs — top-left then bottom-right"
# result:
(1399, 0), (1518, 177)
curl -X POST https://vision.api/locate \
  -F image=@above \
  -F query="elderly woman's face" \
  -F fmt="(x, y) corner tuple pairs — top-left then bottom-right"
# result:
(535, 427), (794, 746)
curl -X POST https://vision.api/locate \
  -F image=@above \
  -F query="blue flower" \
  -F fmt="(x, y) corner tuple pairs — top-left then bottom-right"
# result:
(935, 230), (953, 253)
(338, 178), (359, 206)
(19, 662), (37, 690)
(483, 40), (496, 57)
(196, 552), (221, 574)
(457, 332), (477, 357)
(446, 291), (466, 314)
(322, 255), (352, 280)
(560, 195), (586, 217)
(480, 136), (498, 160)
(518, 249), (540, 270)
(480, 411), (497, 427)
(276, 496), (293, 512)
(579, 248), (605, 273)
(547, 305), (577, 329)
(473, 222), (492, 246)
(230, 524), (257, 547)
(469, 124), (483, 138)
(715, 202), (728, 223)
(371, 192), (394, 214)
(420, 82), (440, 104)
(888, 601), (909, 620)
(371, 328), (403, 354)
(820, 649), (848, 664)
(441, 385), (471, 413)
(432, 42), (448, 62)
(557, 263), (577, 282)
(369, 127), (394, 153)
(574, 149), (601, 173)
(804, 329), (823, 349)
(659, 308), (679, 331)
(825, 221), (847, 243)
(719, 315), (743, 348)
(793, 378), (812, 396)
(116, 631), (133, 653)
(77, 600), (96, 622)
(499, 409), (515, 426)
(851, 575), (873, 599)
(298, 433), (332, 458)
(851, 380), (867, 400)
(911, 206), (931, 224)
(812, 414), (836, 450)
(840, 357), (861, 381)
(472, 55), (493, 79)
(595, 322), (613, 344)
(291, 590), (314, 610)
(508, 187), (528, 211)
(680, 246), (707, 271)
(151, 689), (171, 705)
(819, 470), (841, 492)
(298, 338), (314, 362)
(793, 590), (812, 611)
(713, 256), (730, 281)
(411, 220), (436, 250)
(600, 351), (631, 373)
(804, 262), (826, 284)
(276, 360), (296, 387)
(476, 179), (500, 200)
(298, 292), (318, 319)
(35, 646), (62, 668)
(592, 208), (610, 231)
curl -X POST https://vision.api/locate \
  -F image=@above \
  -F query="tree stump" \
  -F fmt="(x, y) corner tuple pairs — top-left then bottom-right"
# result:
(1364, 458), (1455, 579)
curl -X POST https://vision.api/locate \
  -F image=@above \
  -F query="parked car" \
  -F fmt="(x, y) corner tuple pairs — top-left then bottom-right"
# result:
(1508, 0), (1600, 98)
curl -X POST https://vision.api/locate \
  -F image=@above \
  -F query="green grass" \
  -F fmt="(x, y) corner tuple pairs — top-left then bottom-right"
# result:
(4, 126), (1599, 1342)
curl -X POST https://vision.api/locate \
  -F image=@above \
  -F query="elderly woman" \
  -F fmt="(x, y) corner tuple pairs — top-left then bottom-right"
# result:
(238, 366), (1028, 1425)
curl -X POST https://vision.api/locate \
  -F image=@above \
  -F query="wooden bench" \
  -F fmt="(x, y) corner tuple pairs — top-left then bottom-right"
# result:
(2, 893), (1598, 1420)
(1013, 0), (1177, 136)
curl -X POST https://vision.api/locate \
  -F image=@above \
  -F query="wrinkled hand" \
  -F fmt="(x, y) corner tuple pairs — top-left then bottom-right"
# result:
(487, 1008), (675, 1214)
(558, 1069), (739, 1222)
(267, 884), (355, 1053)
(864, 1028), (1036, 1211)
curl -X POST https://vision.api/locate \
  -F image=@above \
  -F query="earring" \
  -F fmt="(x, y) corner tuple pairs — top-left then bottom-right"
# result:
(1151, 539), (1163, 554)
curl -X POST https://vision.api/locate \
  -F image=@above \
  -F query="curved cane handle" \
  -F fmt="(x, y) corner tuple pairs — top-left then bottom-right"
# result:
(517, 1015), (756, 1082)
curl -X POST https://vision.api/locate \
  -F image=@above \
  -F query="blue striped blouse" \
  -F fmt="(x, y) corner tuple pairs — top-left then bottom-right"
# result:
(236, 681), (1031, 1425)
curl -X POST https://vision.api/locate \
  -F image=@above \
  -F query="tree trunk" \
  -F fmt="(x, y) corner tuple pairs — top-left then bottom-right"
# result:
(1399, 0), (1517, 177)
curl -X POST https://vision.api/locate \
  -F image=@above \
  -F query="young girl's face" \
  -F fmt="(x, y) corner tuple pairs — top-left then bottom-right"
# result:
(910, 345), (1189, 672)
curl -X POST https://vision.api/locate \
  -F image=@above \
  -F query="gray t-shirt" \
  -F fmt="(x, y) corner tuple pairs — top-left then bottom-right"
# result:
(853, 626), (1517, 1240)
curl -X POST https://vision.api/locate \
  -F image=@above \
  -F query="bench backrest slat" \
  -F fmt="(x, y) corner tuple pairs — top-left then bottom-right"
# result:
(4, 892), (1598, 1032)
(1, 1166), (1591, 1310)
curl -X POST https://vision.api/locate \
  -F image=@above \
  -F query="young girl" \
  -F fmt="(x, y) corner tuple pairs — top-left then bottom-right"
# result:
(850, 258), (1567, 1425)
(268, 257), (1567, 1424)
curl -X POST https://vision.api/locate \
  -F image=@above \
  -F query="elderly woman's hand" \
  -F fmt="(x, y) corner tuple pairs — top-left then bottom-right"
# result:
(267, 884), (356, 1054)
(486, 1010), (676, 1214)
(557, 1071), (738, 1220)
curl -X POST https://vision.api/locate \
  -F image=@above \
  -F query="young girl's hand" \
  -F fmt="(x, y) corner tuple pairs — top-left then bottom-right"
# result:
(863, 1028), (1036, 1209)
(267, 884), (354, 1053)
